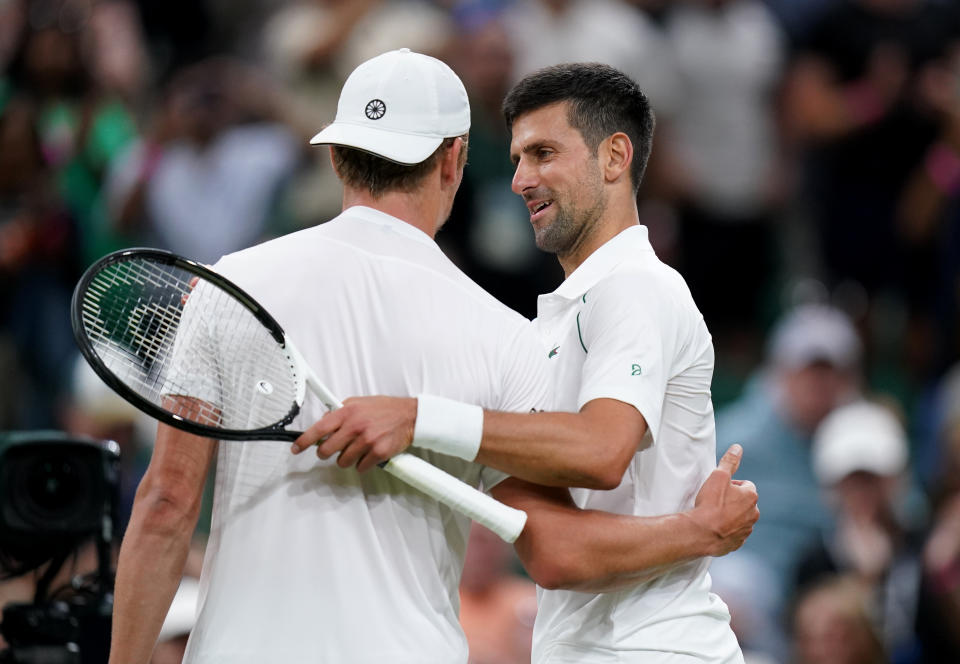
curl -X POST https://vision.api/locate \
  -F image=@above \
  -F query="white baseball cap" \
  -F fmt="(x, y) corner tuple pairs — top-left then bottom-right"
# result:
(768, 304), (861, 370)
(812, 401), (909, 485)
(310, 48), (470, 165)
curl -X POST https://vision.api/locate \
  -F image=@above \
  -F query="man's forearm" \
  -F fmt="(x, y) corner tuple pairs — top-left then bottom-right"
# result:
(416, 397), (647, 489)
(476, 409), (635, 489)
(292, 396), (647, 487)
(109, 493), (198, 664)
(110, 426), (214, 664)
(493, 480), (715, 593)
(531, 510), (709, 593)
(493, 451), (757, 594)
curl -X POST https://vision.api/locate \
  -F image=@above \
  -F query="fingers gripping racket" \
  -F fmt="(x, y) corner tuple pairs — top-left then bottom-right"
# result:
(71, 248), (526, 542)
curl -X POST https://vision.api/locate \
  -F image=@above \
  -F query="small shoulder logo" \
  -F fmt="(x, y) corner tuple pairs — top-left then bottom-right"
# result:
(548, 346), (560, 359)
(631, 364), (642, 376)
(365, 99), (386, 120)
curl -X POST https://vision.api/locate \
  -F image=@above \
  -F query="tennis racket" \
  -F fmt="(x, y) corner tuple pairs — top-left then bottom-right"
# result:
(70, 248), (527, 542)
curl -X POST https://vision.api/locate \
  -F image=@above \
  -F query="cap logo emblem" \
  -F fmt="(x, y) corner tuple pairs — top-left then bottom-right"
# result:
(365, 99), (386, 120)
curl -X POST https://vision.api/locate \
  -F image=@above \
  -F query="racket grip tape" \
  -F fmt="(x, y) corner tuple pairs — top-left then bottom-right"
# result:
(382, 453), (527, 543)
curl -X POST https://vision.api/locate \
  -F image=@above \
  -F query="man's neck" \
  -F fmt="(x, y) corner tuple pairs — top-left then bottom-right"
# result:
(342, 187), (441, 239)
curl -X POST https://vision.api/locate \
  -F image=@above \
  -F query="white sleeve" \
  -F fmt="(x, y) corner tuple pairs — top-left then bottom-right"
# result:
(577, 272), (679, 446)
(161, 281), (222, 405)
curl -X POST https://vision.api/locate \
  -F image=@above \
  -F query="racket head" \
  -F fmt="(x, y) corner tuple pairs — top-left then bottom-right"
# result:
(71, 248), (307, 441)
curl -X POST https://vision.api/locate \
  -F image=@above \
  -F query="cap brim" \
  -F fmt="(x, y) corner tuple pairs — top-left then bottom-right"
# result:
(310, 122), (444, 165)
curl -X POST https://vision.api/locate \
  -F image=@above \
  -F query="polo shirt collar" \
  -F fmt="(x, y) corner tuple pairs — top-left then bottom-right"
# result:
(345, 205), (437, 247)
(553, 225), (653, 300)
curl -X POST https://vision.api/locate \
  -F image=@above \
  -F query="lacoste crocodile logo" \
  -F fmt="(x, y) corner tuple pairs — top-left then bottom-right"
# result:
(548, 346), (560, 359)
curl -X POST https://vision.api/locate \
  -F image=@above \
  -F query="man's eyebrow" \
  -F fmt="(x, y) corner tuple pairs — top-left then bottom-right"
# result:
(510, 140), (550, 165)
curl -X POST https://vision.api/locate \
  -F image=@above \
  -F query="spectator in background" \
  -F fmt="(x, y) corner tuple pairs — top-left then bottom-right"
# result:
(85, 2), (151, 105)
(782, 0), (960, 394)
(106, 58), (302, 265)
(711, 303), (862, 658)
(797, 400), (959, 663)
(501, 0), (678, 113)
(0, 96), (78, 429)
(919, 364), (960, 657)
(802, 401), (913, 591)
(791, 575), (888, 664)
(2, 8), (139, 265)
(897, 41), (960, 379)
(459, 524), (536, 664)
(658, 0), (788, 371)
(0, 1), (150, 431)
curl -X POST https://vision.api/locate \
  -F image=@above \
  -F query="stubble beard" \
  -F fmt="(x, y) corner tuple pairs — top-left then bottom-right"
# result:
(533, 166), (607, 258)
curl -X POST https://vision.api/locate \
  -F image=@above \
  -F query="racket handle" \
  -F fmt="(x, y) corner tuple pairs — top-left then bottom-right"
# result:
(301, 362), (525, 541)
(383, 453), (527, 543)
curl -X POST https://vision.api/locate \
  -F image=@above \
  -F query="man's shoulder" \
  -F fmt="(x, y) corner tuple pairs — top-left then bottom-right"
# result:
(216, 224), (328, 270)
(605, 249), (690, 290)
(586, 258), (700, 323)
(217, 209), (428, 274)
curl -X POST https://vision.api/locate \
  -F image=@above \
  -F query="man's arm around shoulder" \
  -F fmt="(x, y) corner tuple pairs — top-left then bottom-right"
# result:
(492, 445), (759, 593)
(291, 396), (645, 489)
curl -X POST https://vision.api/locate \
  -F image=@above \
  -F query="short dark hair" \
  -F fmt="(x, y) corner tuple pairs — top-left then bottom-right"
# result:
(502, 63), (655, 193)
(331, 135), (468, 198)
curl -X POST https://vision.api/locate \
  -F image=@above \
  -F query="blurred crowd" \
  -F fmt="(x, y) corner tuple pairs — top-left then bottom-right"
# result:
(1, 0), (960, 662)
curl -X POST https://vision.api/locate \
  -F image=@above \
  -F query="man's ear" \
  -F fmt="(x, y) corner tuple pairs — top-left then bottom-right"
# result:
(328, 146), (339, 175)
(439, 137), (465, 187)
(601, 132), (633, 185)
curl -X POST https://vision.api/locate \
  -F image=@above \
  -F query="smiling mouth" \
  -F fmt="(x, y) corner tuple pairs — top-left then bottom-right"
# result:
(529, 201), (552, 219)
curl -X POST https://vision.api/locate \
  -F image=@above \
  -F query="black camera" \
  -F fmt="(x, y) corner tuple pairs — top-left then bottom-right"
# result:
(0, 432), (120, 664)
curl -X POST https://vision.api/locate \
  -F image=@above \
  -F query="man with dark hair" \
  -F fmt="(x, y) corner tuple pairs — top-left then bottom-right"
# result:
(299, 61), (751, 662)
(501, 61), (655, 195)
(111, 51), (755, 664)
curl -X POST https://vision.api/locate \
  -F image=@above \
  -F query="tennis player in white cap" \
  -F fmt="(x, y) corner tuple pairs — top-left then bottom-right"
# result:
(111, 49), (756, 664)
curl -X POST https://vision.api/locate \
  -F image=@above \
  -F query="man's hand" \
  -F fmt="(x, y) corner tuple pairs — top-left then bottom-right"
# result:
(689, 444), (759, 557)
(290, 396), (417, 472)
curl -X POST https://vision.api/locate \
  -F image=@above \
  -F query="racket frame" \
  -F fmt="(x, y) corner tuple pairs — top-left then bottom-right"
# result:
(72, 248), (314, 441)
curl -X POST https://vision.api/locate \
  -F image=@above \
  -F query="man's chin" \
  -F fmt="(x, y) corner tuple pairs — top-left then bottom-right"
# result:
(533, 228), (562, 255)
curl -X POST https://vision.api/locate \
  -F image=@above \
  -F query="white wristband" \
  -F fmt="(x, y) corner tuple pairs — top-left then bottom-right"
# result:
(413, 395), (483, 461)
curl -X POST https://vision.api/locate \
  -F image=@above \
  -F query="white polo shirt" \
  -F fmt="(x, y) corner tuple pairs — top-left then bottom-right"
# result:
(182, 206), (549, 664)
(532, 225), (742, 663)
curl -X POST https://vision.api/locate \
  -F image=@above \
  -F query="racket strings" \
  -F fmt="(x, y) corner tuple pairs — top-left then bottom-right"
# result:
(79, 257), (300, 433)
(180, 281), (300, 430)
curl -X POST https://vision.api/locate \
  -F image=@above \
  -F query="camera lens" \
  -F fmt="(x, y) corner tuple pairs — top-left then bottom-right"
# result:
(2, 444), (103, 534)
(23, 455), (88, 518)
